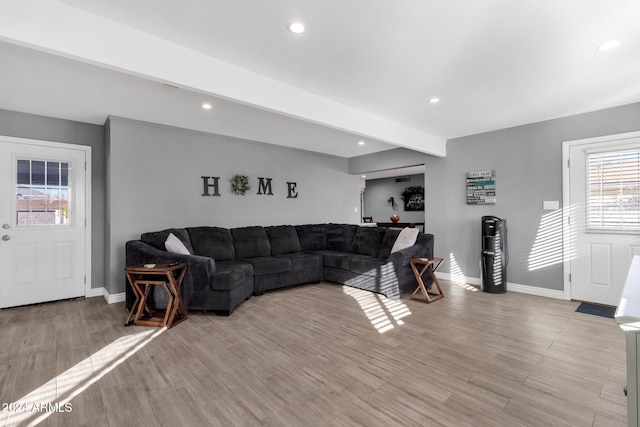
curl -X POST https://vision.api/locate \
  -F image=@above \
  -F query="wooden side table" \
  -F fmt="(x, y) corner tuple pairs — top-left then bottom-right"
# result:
(409, 257), (444, 303)
(125, 262), (188, 328)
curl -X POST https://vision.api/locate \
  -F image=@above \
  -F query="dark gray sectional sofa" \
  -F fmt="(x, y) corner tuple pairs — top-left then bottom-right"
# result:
(125, 224), (434, 315)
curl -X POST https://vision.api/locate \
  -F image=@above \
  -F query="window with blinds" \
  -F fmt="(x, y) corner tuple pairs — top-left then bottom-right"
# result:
(587, 148), (640, 231)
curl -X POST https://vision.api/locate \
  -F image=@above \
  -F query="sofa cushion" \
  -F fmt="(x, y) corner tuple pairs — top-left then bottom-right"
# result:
(295, 224), (327, 251)
(211, 260), (254, 291)
(276, 252), (322, 271)
(318, 251), (352, 270)
(187, 227), (235, 260)
(141, 228), (194, 255)
(242, 256), (292, 276)
(378, 228), (401, 259)
(231, 226), (271, 259)
(265, 225), (301, 255)
(326, 224), (358, 252)
(351, 227), (386, 258)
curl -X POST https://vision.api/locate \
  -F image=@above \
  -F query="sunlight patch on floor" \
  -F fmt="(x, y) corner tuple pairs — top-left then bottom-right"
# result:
(3, 327), (165, 427)
(342, 286), (411, 333)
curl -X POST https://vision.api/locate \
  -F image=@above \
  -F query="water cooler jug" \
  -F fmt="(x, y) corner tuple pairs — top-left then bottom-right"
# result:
(481, 216), (508, 293)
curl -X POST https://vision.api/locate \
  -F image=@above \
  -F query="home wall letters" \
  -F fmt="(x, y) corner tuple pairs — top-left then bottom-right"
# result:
(201, 176), (298, 198)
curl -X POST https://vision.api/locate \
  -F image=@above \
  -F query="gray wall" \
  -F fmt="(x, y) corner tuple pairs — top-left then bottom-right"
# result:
(363, 174), (425, 223)
(0, 109), (106, 289)
(350, 102), (640, 291)
(106, 116), (361, 293)
(5, 101), (640, 296)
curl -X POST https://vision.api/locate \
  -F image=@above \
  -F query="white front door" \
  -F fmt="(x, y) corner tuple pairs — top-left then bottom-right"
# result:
(0, 137), (88, 308)
(565, 132), (640, 306)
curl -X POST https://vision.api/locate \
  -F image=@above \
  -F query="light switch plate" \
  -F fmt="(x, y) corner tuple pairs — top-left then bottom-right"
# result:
(543, 200), (559, 210)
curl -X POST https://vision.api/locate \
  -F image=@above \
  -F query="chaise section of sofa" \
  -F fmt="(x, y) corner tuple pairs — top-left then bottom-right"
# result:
(309, 225), (434, 299)
(186, 226), (254, 315)
(125, 223), (434, 316)
(126, 226), (254, 316)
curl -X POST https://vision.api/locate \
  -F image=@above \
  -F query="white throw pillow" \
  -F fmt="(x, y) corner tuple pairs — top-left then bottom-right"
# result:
(165, 232), (190, 255)
(391, 227), (420, 253)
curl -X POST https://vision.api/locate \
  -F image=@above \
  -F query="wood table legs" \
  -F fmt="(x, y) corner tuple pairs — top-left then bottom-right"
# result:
(124, 263), (187, 328)
(409, 257), (444, 303)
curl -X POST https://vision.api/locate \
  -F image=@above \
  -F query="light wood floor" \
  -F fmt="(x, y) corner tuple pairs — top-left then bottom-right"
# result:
(0, 280), (627, 426)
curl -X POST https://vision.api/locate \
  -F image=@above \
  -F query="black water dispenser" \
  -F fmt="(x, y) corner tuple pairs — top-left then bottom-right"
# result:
(481, 216), (508, 293)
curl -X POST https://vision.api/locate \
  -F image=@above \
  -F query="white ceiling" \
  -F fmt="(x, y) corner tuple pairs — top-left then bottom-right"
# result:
(1, 0), (639, 159)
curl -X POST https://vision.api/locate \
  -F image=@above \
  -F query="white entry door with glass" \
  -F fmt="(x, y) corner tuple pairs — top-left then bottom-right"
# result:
(0, 137), (88, 309)
(565, 132), (640, 306)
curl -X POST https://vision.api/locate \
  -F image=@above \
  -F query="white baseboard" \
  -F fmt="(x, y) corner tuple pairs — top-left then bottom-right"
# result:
(437, 273), (566, 300)
(506, 282), (566, 300)
(104, 290), (126, 304)
(89, 275), (565, 304)
(85, 287), (126, 304)
(85, 286), (104, 298)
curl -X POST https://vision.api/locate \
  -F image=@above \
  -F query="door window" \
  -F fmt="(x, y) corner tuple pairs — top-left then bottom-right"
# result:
(587, 148), (640, 232)
(16, 159), (71, 226)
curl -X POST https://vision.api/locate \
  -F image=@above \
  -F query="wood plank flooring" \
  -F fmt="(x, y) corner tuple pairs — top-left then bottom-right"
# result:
(0, 281), (627, 426)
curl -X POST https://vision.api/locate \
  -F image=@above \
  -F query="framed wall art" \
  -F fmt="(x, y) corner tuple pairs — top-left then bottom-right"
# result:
(466, 170), (496, 205)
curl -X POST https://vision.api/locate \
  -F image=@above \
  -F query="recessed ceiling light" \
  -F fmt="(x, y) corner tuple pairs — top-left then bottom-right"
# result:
(361, 175), (366, 178)
(429, 97), (440, 104)
(288, 22), (306, 34)
(358, 141), (365, 146)
(202, 102), (212, 110)
(597, 40), (621, 51)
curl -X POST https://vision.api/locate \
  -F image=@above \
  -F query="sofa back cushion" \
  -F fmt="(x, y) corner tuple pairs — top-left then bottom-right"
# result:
(187, 227), (235, 260)
(295, 224), (327, 251)
(141, 228), (194, 255)
(378, 228), (402, 259)
(265, 225), (301, 255)
(231, 226), (271, 259)
(326, 224), (358, 253)
(351, 226), (386, 258)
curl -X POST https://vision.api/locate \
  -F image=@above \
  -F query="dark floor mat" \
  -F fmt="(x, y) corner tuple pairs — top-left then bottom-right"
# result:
(575, 302), (616, 318)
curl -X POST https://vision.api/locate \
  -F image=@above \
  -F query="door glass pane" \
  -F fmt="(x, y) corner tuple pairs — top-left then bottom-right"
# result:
(16, 158), (71, 226)
(587, 149), (640, 231)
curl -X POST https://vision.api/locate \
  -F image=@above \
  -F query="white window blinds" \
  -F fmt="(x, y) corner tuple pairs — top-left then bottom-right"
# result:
(587, 149), (640, 231)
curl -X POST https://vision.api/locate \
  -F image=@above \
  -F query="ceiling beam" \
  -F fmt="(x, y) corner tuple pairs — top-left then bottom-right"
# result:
(0, 0), (446, 157)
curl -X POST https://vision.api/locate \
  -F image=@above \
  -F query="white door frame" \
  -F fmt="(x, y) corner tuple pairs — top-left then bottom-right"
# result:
(562, 130), (640, 301)
(0, 135), (92, 297)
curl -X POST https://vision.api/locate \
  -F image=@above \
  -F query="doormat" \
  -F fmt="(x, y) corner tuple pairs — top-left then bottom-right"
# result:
(575, 302), (616, 319)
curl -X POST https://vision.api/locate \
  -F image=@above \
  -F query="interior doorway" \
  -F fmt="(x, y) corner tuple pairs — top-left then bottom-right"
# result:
(360, 165), (425, 228)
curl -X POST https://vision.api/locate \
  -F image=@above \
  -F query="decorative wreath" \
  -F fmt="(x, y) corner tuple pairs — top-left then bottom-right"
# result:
(231, 175), (251, 195)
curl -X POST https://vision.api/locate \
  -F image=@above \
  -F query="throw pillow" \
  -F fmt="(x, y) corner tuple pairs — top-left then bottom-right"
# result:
(391, 227), (420, 253)
(165, 232), (191, 255)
